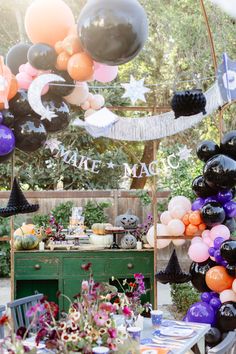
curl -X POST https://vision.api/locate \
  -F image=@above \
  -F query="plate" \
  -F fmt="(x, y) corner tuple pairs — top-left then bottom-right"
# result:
(159, 327), (194, 338)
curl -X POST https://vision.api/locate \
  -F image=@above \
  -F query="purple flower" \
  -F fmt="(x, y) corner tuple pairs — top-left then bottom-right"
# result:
(26, 303), (45, 318)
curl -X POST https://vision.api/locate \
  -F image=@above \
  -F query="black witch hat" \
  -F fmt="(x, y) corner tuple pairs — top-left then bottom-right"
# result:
(0, 177), (39, 217)
(156, 249), (191, 284)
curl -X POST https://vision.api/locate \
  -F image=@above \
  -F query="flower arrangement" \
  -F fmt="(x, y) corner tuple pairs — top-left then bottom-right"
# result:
(133, 213), (153, 243)
(42, 214), (66, 241)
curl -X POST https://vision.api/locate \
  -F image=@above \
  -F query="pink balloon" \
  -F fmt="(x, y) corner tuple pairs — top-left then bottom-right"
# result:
(41, 83), (49, 95)
(191, 237), (203, 244)
(170, 206), (186, 219)
(90, 94), (105, 110)
(19, 64), (26, 73)
(202, 230), (210, 239)
(84, 109), (96, 118)
(16, 72), (33, 90)
(210, 225), (230, 240)
(94, 63), (118, 83)
(188, 243), (209, 263)
(203, 236), (212, 247)
(168, 196), (191, 213)
(64, 82), (89, 106)
(167, 219), (185, 236)
(232, 279), (236, 293)
(24, 62), (39, 77)
(160, 211), (172, 225)
(146, 224), (171, 249)
(81, 100), (91, 110)
(220, 290), (236, 303)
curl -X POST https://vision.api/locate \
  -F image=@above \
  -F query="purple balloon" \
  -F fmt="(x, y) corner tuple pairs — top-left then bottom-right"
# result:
(217, 190), (233, 204)
(209, 247), (216, 257)
(187, 302), (216, 325)
(214, 237), (225, 250)
(214, 249), (223, 263)
(191, 198), (205, 211)
(209, 297), (221, 311)
(205, 196), (218, 204)
(223, 201), (236, 218)
(221, 260), (228, 267)
(201, 292), (212, 303)
(0, 125), (15, 156)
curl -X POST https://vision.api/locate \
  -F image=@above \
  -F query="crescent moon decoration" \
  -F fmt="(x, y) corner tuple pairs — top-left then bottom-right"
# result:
(28, 74), (65, 122)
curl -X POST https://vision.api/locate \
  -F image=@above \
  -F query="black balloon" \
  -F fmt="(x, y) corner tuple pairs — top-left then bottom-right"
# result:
(77, 0), (148, 65)
(226, 264), (236, 277)
(196, 140), (220, 163)
(205, 327), (221, 346)
(171, 89), (207, 119)
(203, 154), (236, 190)
(192, 175), (218, 198)
(223, 217), (236, 233)
(13, 115), (47, 152)
(41, 94), (70, 133)
(9, 90), (33, 117)
(221, 130), (236, 160)
(49, 70), (74, 97)
(220, 240), (236, 265)
(217, 302), (236, 332)
(2, 110), (15, 128)
(28, 43), (57, 70)
(190, 259), (216, 293)
(6, 43), (31, 75)
(201, 202), (226, 227)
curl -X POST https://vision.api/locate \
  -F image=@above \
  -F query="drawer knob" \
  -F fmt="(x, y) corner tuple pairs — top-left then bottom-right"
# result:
(34, 264), (41, 270)
(127, 263), (134, 269)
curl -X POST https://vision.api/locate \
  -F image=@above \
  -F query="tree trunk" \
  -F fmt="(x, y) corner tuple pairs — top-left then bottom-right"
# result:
(130, 140), (160, 189)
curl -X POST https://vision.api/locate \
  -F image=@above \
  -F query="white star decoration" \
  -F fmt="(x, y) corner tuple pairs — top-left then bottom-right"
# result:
(107, 161), (115, 169)
(121, 76), (150, 105)
(44, 138), (62, 153)
(41, 106), (58, 122)
(177, 146), (192, 161)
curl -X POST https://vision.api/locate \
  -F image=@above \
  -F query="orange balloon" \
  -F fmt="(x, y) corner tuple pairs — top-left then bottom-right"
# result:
(206, 266), (234, 293)
(182, 213), (190, 226)
(55, 41), (64, 55)
(24, 0), (75, 46)
(185, 224), (199, 236)
(62, 35), (83, 56)
(56, 51), (70, 71)
(189, 211), (202, 226)
(67, 53), (94, 81)
(67, 24), (77, 36)
(199, 223), (206, 231)
(8, 75), (19, 100)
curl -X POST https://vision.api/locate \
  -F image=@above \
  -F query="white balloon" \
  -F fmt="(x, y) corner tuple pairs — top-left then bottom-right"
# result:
(85, 109), (96, 118)
(173, 239), (186, 246)
(168, 196), (191, 213)
(81, 100), (91, 110)
(147, 224), (171, 249)
(160, 211), (172, 225)
(64, 82), (89, 106)
(28, 74), (65, 121)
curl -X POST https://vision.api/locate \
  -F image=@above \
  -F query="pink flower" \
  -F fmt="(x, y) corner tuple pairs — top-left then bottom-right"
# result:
(99, 302), (116, 313)
(108, 328), (117, 339)
(94, 311), (109, 326)
(81, 280), (89, 291)
(107, 339), (117, 351)
(122, 306), (132, 317)
(26, 303), (45, 318)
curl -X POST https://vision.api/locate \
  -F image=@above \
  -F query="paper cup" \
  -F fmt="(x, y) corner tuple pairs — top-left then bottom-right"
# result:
(127, 326), (142, 342)
(92, 347), (109, 354)
(151, 310), (163, 328)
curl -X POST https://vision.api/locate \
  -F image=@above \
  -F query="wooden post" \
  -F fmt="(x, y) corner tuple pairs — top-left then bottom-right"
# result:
(10, 153), (15, 301)
(152, 140), (158, 310)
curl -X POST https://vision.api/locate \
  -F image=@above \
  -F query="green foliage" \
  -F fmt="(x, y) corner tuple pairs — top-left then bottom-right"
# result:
(171, 283), (200, 315)
(0, 217), (11, 236)
(32, 214), (50, 228)
(82, 201), (111, 228)
(0, 242), (10, 277)
(32, 201), (74, 228)
(136, 190), (152, 206)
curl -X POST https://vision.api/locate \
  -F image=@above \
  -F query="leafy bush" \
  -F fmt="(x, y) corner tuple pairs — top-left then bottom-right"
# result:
(0, 242), (10, 277)
(82, 201), (111, 228)
(32, 201), (74, 228)
(170, 283), (200, 315)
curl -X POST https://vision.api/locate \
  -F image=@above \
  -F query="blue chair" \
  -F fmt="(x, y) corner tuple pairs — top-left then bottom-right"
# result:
(0, 305), (6, 339)
(7, 294), (43, 332)
(208, 332), (236, 354)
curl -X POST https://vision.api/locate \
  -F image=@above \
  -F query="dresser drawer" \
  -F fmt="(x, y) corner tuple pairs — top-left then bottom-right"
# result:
(15, 257), (59, 276)
(63, 257), (106, 276)
(108, 256), (152, 275)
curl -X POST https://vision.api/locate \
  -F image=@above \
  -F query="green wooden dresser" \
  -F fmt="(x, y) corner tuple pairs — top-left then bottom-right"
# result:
(14, 250), (154, 311)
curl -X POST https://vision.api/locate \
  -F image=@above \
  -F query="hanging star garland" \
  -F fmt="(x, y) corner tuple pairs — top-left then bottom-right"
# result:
(44, 138), (62, 153)
(107, 161), (116, 169)
(177, 146), (192, 161)
(121, 75), (150, 105)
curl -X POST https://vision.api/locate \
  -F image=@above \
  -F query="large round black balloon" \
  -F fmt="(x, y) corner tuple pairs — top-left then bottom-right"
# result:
(2, 110), (15, 128)
(27, 43), (57, 70)
(13, 115), (47, 152)
(49, 70), (74, 97)
(77, 0), (148, 65)
(190, 259), (216, 293)
(6, 43), (31, 75)
(9, 90), (33, 117)
(196, 140), (220, 163)
(220, 240), (236, 265)
(217, 302), (236, 332)
(201, 202), (226, 227)
(41, 94), (70, 133)
(0, 150), (14, 163)
(192, 175), (218, 198)
(205, 327), (221, 346)
(221, 130), (236, 160)
(225, 264), (236, 277)
(203, 154), (236, 190)
(223, 217), (236, 233)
